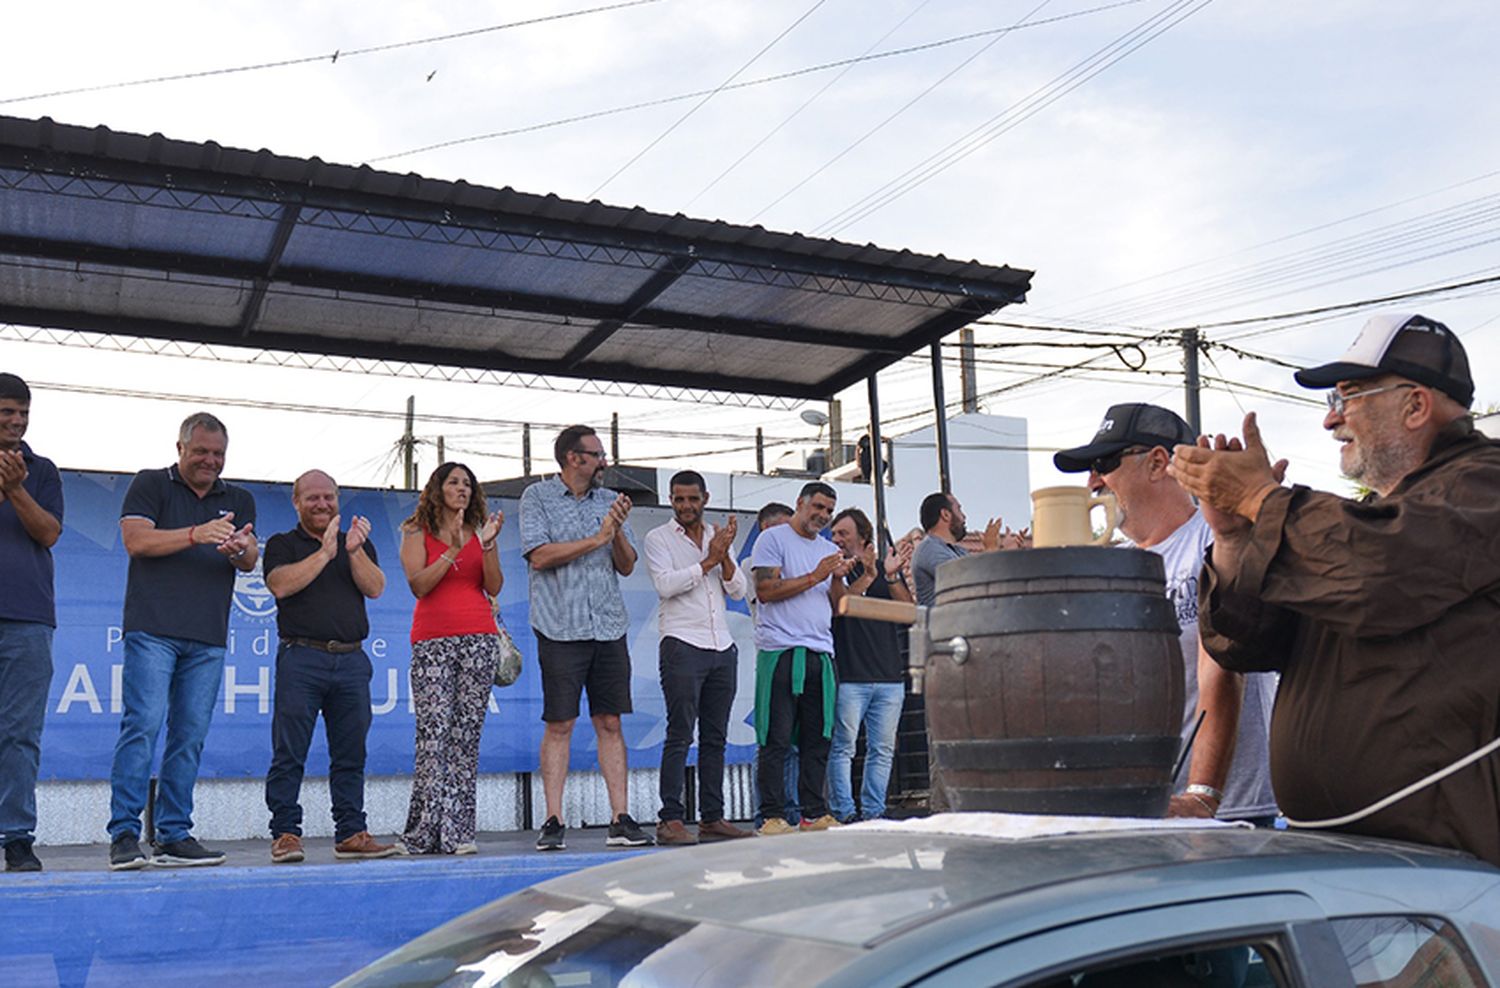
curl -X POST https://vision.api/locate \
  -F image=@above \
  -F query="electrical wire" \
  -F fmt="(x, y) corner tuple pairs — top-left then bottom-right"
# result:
(815, 0), (1216, 236)
(588, 0), (829, 199)
(1036, 166), (1500, 318)
(749, 0), (1054, 223)
(0, 1), (664, 106)
(370, 0), (1151, 163)
(682, 0), (936, 210)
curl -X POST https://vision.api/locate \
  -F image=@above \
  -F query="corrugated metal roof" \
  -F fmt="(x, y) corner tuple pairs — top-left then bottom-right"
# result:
(0, 115), (1032, 399)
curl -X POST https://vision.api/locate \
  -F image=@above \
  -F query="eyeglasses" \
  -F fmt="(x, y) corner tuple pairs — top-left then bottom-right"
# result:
(1090, 447), (1151, 475)
(572, 447), (607, 460)
(1325, 383), (1415, 415)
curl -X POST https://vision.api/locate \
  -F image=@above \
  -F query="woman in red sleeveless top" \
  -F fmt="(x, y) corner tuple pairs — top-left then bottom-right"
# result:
(398, 462), (503, 854)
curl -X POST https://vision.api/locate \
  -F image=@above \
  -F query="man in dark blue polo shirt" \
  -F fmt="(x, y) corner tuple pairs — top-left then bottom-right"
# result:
(262, 469), (395, 864)
(108, 412), (258, 870)
(0, 374), (63, 874)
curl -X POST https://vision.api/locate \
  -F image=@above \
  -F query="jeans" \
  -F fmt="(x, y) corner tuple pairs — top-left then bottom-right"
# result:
(657, 637), (737, 824)
(108, 631), (225, 843)
(827, 682), (904, 821)
(0, 621), (53, 844)
(265, 645), (374, 842)
(756, 651), (832, 822)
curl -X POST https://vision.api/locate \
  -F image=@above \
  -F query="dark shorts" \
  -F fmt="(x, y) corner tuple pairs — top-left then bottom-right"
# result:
(534, 631), (632, 722)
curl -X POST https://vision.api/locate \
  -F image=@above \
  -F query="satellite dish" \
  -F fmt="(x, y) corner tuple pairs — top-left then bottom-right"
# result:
(800, 408), (830, 427)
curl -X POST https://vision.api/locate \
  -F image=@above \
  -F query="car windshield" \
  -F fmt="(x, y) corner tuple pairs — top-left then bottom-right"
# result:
(336, 889), (862, 988)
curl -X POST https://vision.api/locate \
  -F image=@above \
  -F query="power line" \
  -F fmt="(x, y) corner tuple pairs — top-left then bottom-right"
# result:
(816, 0), (1216, 237)
(23, 379), (815, 444)
(683, 0), (936, 210)
(587, 0), (829, 199)
(1064, 193), (1500, 326)
(1, 1), (664, 106)
(370, 0), (1150, 163)
(1037, 166), (1500, 319)
(748, 0), (1053, 223)
(1177, 271), (1500, 333)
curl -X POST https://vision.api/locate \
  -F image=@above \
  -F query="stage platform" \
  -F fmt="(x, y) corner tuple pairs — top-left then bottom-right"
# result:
(2, 828), (659, 987)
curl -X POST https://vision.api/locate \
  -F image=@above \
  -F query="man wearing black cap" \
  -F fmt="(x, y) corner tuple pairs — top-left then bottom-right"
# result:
(1169, 313), (1500, 866)
(1055, 404), (1278, 825)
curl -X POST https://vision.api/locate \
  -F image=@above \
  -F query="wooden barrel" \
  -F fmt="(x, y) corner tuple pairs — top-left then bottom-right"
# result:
(925, 546), (1184, 817)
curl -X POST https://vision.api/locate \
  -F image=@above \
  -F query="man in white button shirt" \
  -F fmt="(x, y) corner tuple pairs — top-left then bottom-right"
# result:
(644, 471), (754, 846)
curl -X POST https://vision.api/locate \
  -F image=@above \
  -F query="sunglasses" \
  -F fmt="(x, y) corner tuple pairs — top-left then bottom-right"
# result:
(572, 447), (607, 460)
(1090, 447), (1151, 475)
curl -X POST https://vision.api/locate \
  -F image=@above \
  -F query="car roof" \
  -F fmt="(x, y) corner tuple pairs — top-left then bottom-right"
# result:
(536, 818), (1496, 949)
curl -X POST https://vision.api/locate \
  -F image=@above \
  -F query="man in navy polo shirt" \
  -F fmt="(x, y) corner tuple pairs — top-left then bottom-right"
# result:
(107, 412), (258, 870)
(0, 374), (63, 874)
(262, 469), (396, 864)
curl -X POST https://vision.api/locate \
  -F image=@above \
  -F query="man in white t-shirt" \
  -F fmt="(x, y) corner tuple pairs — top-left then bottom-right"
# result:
(749, 482), (851, 835)
(1055, 403), (1279, 824)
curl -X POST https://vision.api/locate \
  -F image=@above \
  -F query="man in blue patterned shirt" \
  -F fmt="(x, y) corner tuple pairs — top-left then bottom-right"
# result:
(519, 425), (652, 851)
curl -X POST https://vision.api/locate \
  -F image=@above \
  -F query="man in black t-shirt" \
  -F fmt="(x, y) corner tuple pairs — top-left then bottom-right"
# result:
(261, 470), (395, 864)
(828, 508), (914, 823)
(108, 412), (258, 871)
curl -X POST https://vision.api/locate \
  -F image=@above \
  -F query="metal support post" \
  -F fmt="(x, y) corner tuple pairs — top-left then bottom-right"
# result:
(931, 343), (952, 493)
(868, 374), (890, 557)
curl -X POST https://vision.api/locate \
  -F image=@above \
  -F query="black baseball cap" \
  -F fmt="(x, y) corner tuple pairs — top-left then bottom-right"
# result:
(1054, 403), (1196, 473)
(1294, 313), (1474, 408)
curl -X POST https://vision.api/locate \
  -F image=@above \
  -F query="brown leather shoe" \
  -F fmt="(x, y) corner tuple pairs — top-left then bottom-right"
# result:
(270, 833), (304, 864)
(334, 831), (399, 860)
(697, 818), (752, 842)
(655, 819), (698, 846)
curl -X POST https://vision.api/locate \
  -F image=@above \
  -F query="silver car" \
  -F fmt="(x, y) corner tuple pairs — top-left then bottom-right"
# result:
(339, 818), (1500, 987)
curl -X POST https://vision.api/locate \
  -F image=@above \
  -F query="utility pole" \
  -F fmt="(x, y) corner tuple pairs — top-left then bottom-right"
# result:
(755, 428), (765, 474)
(960, 328), (978, 413)
(522, 423), (532, 476)
(402, 396), (416, 490)
(610, 412), (620, 462)
(1182, 328), (1202, 435)
(436, 436), (445, 465)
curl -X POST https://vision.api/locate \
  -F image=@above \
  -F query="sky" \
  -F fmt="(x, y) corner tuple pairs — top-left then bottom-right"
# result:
(3, 0), (1499, 523)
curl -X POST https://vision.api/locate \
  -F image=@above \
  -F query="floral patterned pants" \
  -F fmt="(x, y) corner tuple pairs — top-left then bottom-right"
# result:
(402, 633), (499, 853)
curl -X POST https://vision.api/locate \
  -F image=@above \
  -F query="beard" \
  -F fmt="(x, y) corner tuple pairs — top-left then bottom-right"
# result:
(950, 519), (967, 541)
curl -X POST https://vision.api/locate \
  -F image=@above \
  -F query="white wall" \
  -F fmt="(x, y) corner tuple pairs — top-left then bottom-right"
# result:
(653, 412), (1033, 537)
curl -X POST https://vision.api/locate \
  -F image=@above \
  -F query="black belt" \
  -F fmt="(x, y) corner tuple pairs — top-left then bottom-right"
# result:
(282, 637), (362, 654)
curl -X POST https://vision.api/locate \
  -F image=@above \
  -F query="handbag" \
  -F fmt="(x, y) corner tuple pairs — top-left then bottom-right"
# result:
(493, 626), (524, 687)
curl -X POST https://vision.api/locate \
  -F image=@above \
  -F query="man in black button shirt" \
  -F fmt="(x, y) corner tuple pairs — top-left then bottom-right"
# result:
(828, 508), (913, 823)
(262, 469), (395, 864)
(108, 412), (258, 870)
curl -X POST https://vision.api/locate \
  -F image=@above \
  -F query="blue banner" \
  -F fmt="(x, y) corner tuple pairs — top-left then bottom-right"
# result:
(42, 471), (761, 780)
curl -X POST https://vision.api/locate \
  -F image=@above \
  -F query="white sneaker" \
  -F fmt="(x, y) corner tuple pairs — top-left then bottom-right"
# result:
(453, 842), (479, 856)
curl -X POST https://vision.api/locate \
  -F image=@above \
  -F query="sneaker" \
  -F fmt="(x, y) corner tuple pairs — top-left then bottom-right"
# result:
(655, 819), (698, 846)
(108, 833), (148, 871)
(334, 831), (398, 860)
(756, 817), (796, 837)
(4, 840), (42, 873)
(799, 814), (843, 832)
(606, 813), (654, 848)
(452, 842), (479, 856)
(152, 837), (226, 868)
(270, 833), (305, 864)
(535, 816), (566, 852)
(697, 818), (753, 842)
